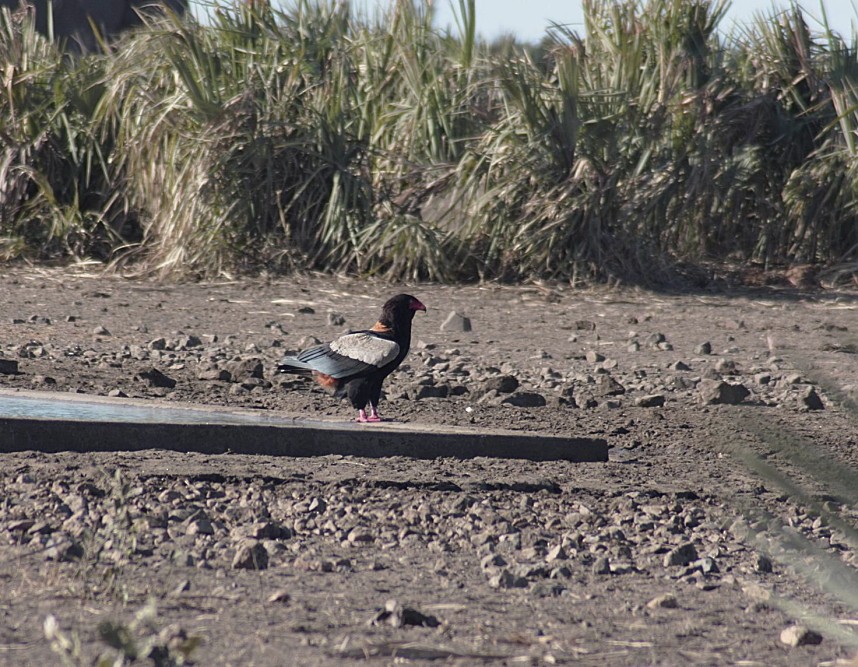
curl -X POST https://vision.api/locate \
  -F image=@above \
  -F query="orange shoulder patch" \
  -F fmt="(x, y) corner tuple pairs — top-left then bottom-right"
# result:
(370, 321), (392, 334)
(313, 372), (339, 391)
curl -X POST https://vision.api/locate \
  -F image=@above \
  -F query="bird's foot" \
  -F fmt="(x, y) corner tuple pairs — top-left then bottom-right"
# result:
(356, 409), (382, 423)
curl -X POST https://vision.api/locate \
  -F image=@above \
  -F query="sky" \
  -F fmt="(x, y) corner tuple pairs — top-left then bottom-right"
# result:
(192, 1), (858, 41)
(429, 0), (857, 42)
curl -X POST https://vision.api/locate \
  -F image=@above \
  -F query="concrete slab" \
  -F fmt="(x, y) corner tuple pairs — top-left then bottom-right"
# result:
(0, 389), (608, 462)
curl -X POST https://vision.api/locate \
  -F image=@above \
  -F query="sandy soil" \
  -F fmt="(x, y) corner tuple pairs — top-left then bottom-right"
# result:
(1, 266), (857, 666)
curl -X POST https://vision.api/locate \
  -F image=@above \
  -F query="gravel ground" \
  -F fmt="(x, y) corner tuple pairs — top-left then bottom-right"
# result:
(1, 266), (857, 666)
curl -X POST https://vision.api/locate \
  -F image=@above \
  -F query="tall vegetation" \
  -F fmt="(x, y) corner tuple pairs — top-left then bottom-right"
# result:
(0, 0), (856, 283)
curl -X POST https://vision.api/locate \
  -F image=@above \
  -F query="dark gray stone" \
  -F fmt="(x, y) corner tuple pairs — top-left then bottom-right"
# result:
(663, 543), (698, 567)
(136, 368), (177, 389)
(440, 311), (472, 332)
(0, 359), (20, 374)
(596, 375), (626, 396)
(232, 540), (269, 570)
(226, 358), (264, 380)
(780, 625), (822, 647)
(699, 379), (749, 405)
(799, 386), (824, 411)
(415, 384), (450, 399)
(484, 375), (519, 393)
(502, 391), (546, 408)
(635, 394), (665, 408)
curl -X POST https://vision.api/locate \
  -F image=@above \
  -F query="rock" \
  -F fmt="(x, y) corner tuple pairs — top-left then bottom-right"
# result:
(691, 557), (718, 574)
(575, 320), (596, 331)
(715, 358), (737, 373)
(292, 556), (334, 572)
(647, 593), (678, 609)
(695, 342), (712, 355)
(480, 553), (507, 571)
(645, 333), (666, 348)
(0, 359), (20, 374)
(592, 556), (611, 575)
(585, 350), (606, 364)
(799, 386), (824, 411)
(327, 312), (346, 326)
(148, 337), (167, 350)
(196, 363), (232, 381)
(93, 325), (110, 336)
(440, 311), (472, 332)
(484, 375), (519, 393)
(531, 582), (567, 598)
(176, 335), (202, 349)
(231, 540), (269, 570)
(307, 497), (326, 514)
(267, 590), (291, 604)
(347, 528), (374, 545)
(663, 543), (698, 567)
(297, 306), (315, 314)
(7, 519), (36, 532)
(779, 625), (822, 647)
(369, 600), (440, 628)
(44, 536), (84, 562)
(489, 570), (529, 589)
(742, 582), (772, 604)
(670, 361), (691, 371)
(297, 335), (321, 348)
(415, 384), (450, 399)
(136, 368), (177, 389)
(635, 394), (665, 408)
(501, 391), (546, 408)
(165, 580), (190, 598)
(226, 358), (264, 380)
(755, 554), (773, 573)
(107, 389), (128, 398)
(596, 375), (626, 396)
(698, 379), (749, 405)
(186, 518), (214, 536)
(545, 545), (567, 562)
(243, 521), (291, 540)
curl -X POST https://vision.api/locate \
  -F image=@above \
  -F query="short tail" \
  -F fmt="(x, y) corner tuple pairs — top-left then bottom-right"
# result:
(278, 357), (340, 393)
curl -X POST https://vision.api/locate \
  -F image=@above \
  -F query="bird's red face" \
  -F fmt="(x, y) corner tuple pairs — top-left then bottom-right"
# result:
(409, 297), (427, 313)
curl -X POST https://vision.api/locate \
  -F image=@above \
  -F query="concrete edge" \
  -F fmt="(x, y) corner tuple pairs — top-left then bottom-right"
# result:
(0, 388), (608, 462)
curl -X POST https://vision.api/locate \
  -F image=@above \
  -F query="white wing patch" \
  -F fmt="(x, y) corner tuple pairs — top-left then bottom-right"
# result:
(330, 332), (399, 367)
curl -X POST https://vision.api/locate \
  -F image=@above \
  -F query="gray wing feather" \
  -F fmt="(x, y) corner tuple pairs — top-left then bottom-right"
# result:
(278, 333), (399, 380)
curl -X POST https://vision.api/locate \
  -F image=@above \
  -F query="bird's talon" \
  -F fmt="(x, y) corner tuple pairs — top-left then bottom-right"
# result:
(366, 415), (382, 422)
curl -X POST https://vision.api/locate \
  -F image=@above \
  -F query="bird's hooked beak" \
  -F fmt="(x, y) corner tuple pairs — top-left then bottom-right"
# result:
(410, 298), (427, 313)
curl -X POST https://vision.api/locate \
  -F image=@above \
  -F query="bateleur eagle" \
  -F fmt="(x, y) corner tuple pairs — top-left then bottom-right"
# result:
(277, 294), (426, 422)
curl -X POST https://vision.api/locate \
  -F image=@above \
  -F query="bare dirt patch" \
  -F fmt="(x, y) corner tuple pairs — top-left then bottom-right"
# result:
(1, 267), (857, 665)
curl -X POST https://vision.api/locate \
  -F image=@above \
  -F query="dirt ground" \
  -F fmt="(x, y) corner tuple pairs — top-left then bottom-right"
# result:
(1, 266), (857, 666)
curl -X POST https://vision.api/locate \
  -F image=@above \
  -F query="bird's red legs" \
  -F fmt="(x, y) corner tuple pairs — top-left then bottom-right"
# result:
(356, 406), (382, 423)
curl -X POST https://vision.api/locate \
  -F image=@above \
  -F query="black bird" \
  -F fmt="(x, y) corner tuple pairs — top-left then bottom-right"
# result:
(277, 294), (426, 422)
